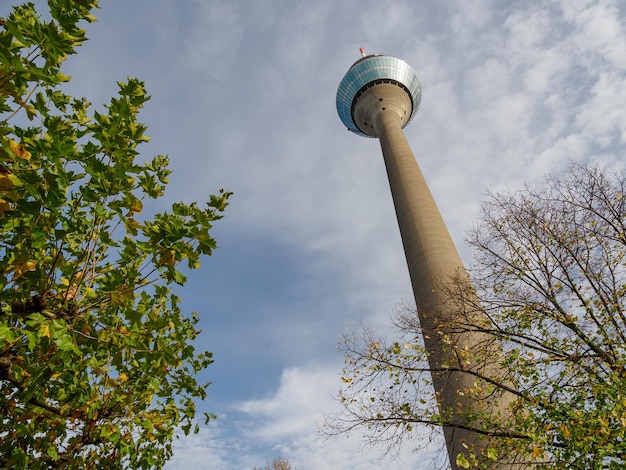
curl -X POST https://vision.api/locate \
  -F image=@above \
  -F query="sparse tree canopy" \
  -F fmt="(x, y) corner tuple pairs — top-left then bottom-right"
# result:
(0, 1), (230, 468)
(328, 164), (626, 469)
(253, 457), (297, 470)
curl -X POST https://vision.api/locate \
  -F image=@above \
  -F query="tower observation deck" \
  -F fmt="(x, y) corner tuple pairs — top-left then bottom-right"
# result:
(336, 54), (529, 470)
(336, 55), (421, 138)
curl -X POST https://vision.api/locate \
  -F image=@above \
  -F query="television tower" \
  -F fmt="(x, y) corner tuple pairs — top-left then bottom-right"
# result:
(337, 53), (526, 469)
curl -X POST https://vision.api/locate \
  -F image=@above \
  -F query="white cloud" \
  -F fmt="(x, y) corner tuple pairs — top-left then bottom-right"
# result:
(236, 365), (336, 440)
(168, 364), (442, 470)
(165, 425), (233, 470)
(561, 0), (626, 69)
(576, 72), (626, 146)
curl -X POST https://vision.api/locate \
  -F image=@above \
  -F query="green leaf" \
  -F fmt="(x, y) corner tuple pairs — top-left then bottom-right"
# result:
(53, 331), (79, 353)
(0, 323), (17, 343)
(485, 446), (498, 461)
(24, 330), (37, 351)
(456, 453), (471, 469)
(172, 269), (187, 285)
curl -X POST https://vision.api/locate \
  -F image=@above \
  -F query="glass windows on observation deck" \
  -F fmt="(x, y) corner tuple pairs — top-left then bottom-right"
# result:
(336, 55), (422, 137)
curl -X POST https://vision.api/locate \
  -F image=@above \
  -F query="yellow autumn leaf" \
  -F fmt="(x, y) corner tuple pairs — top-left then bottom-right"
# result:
(14, 260), (36, 278)
(39, 323), (51, 339)
(130, 196), (143, 213)
(8, 140), (19, 155)
(0, 172), (13, 190)
(9, 139), (31, 160)
(0, 199), (10, 214)
(159, 249), (176, 266)
(110, 288), (134, 306)
(124, 217), (140, 236)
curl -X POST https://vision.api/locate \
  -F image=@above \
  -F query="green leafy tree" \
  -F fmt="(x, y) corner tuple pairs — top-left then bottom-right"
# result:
(328, 164), (626, 469)
(0, 1), (230, 468)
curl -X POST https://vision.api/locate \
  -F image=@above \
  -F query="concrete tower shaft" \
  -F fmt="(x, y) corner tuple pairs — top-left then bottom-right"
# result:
(374, 108), (512, 469)
(337, 55), (529, 470)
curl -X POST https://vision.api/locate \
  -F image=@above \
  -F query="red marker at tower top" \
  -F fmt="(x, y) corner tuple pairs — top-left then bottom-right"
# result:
(359, 47), (365, 57)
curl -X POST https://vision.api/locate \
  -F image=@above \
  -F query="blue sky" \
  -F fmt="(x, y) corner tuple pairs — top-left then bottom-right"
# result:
(5, 0), (626, 468)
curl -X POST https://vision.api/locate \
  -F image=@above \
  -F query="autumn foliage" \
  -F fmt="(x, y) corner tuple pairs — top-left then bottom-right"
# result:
(0, 1), (230, 468)
(330, 164), (626, 469)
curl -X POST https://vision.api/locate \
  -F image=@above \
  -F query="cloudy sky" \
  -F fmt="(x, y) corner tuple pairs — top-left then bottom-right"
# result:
(7, 0), (626, 468)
